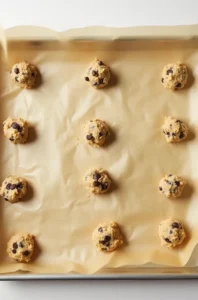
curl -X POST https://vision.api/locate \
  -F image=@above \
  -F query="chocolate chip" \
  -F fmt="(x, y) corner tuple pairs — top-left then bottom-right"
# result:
(11, 122), (22, 132)
(4, 198), (8, 201)
(161, 78), (164, 83)
(14, 68), (19, 74)
(23, 251), (30, 256)
(98, 61), (104, 66)
(101, 182), (109, 190)
(31, 73), (35, 77)
(175, 82), (182, 88)
(15, 77), (19, 82)
(10, 184), (17, 190)
(164, 238), (171, 243)
(99, 78), (104, 84)
(6, 183), (12, 190)
(179, 132), (184, 139)
(166, 132), (170, 136)
(93, 172), (101, 181)
(159, 187), (162, 191)
(93, 82), (98, 86)
(104, 235), (111, 242)
(17, 183), (23, 189)
(175, 181), (180, 186)
(100, 235), (111, 245)
(100, 240), (106, 245)
(93, 181), (100, 187)
(165, 180), (171, 185)
(168, 174), (172, 177)
(169, 230), (173, 234)
(98, 227), (103, 233)
(166, 68), (173, 75)
(13, 243), (18, 249)
(19, 242), (24, 248)
(172, 222), (179, 229)
(10, 137), (14, 141)
(172, 133), (176, 136)
(92, 70), (98, 77)
(84, 77), (89, 81)
(86, 134), (93, 140)
(12, 249), (17, 254)
(98, 132), (103, 137)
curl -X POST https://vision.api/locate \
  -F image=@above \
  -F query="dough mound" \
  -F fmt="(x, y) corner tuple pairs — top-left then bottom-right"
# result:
(92, 222), (123, 252)
(0, 175), (27, 203)
(162, 116), (188, 143)
(85, 119), (110, 147)
(161, 62), (188, 90)
(7, 233), (35, 262)
(85, 169), (111, 194)
(3, 117), (28, 144)
(10, 61), (38, 89)
(159, 174), (185, 198)
(84, 59), (111, 88)
(158, 219), (186, 248)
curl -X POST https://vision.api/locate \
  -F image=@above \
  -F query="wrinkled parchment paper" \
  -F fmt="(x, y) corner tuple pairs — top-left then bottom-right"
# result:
(1, 26), (198, 275)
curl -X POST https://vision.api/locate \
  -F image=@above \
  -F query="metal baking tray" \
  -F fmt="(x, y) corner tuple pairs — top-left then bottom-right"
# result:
(1, 25), (198, 280)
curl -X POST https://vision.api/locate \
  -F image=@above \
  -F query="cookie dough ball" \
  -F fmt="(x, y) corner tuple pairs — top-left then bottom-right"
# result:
(161, 62), (188, 90)
(84, 59), (111, 88)
(10, 61), (37, 89)
(0, 176), (27, 203)
(162, 116), (188, 143)
(85, 119), (110, 147)
(159, 174), (185, 198)
(3, 117), (28, 144)
(85, 169), (111, 194)
(92, 222), (123, 252)
(7, 233), (35, 262)
(158, 219), (186, 248)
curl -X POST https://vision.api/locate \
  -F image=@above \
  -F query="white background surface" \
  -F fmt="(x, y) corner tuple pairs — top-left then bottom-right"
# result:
(1, 0), (198, 299)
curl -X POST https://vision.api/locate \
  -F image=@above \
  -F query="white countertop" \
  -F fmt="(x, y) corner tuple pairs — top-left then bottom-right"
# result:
(1, 0), (198, 298)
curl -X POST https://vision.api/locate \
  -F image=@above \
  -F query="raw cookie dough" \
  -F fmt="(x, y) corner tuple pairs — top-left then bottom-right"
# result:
(7, 233), (35, 262)
(3, 117), (28, 144)
(162, 116), (188, 143)
(85, 119), (110, 147)
(85, 169), (111, 194)
(10, 61), (38, 89)
(158, 219), (186, 248)
(159, 174), (185, 198)
(161, 61), (188, 90)
(84, 59), (111, 88)
(0, 175), (27, 203)
(92, 222), (123, 252)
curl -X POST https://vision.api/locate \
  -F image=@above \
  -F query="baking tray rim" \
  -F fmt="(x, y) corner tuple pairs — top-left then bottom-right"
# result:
(1, 273), (198, 280)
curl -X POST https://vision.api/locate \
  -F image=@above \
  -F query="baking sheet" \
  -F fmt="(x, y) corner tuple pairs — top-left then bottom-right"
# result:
(0, 26), (198, 275)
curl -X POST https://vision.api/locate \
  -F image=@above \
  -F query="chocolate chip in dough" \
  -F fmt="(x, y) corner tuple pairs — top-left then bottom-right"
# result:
(166, 69), (173, 75)
(14, 68), (19, 74)
(172, 222), (179, 229)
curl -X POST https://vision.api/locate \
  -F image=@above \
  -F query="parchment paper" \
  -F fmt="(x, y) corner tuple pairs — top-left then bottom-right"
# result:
(1, 26), (198, 275)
